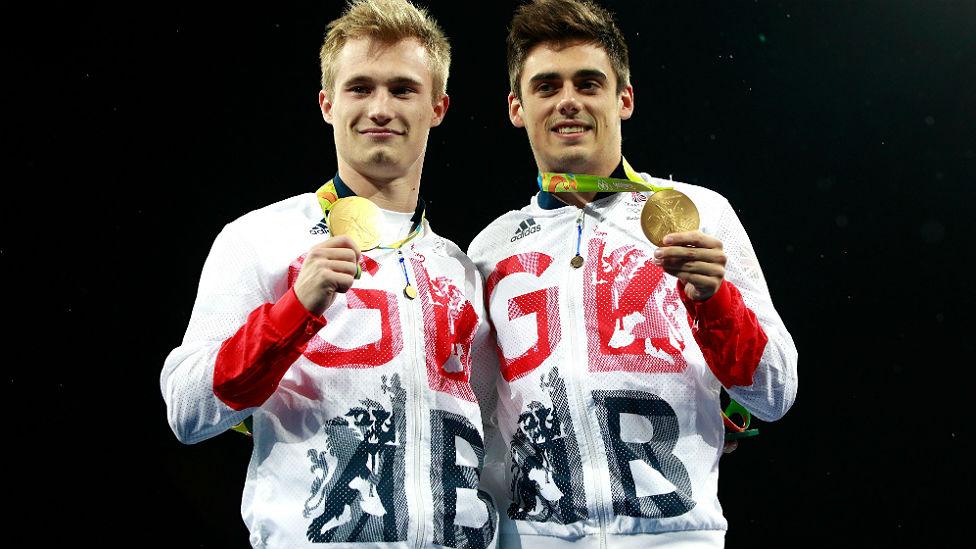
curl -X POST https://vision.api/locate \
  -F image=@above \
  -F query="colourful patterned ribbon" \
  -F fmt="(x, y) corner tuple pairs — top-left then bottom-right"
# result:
(538, 157), (673, 193)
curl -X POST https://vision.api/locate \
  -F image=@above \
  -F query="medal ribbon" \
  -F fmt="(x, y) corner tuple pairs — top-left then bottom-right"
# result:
(315, 179), (342, 214)
(315, 179), (426, 250)
(538, 157), (673, 193)
(376, 221), (424, 251)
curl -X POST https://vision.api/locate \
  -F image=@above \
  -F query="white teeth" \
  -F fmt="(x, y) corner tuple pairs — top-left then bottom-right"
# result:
(555, 126), (586, 134)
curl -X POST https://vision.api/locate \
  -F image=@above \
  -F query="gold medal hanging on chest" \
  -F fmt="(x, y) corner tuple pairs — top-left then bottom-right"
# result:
(640, 189), (700, 246)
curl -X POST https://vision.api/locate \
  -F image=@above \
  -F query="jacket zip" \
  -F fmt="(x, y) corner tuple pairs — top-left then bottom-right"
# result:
(402, 250), (428, 548)
(565, 207), (608, 549)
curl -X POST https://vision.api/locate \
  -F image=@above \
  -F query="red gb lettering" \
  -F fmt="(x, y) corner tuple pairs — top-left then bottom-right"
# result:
(583, 240), (687, 373)
(288, 255), (403, 368)
(413, 259), (479, 402)
(486, 253), (562, 382)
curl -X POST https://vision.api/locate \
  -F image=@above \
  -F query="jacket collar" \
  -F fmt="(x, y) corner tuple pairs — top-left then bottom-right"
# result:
(333, 172), (426, 226)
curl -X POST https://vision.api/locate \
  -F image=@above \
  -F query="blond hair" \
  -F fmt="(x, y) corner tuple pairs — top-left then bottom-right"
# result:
(320, 0), (451, 101)
(507, 0), (630, 97)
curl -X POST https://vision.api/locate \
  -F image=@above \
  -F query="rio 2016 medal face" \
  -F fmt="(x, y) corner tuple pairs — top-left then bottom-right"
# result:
(640, 189), (700, 246)
(328, 196), (382, 251)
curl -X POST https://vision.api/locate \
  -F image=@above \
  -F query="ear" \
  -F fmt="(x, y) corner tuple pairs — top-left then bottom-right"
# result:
(430, 93), (450, 128)
(508, 92), (525, 128)
(618, 84), (634, 120)
(319, 90), (334, 125)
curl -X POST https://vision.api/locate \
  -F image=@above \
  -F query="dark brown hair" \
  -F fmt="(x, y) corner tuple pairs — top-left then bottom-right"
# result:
(506, 0), (630, 97)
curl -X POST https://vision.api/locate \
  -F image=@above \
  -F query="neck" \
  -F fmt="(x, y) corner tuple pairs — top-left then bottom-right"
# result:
(337, 158), (422, 213)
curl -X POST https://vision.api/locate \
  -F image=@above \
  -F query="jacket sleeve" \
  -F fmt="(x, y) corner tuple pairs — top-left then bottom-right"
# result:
(466, 247), (512, 504)
(681, 198), (798, 421)
(160, 224), (324, 444)
(466, 254), (501, 454)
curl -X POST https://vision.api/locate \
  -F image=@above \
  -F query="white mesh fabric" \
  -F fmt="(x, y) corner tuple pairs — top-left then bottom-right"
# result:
(467, 173), (798, 543)
(702, 196), (798, 421)
(161, 223), (269, 444)
(162, 193), (499, 548)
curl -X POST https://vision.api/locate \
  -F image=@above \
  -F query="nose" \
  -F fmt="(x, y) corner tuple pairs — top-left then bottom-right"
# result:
(368, 89), (394, 125)
(556, 87), (581, 117)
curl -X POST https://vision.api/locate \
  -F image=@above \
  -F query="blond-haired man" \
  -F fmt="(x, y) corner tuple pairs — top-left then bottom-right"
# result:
(162, 1), (497, 547)
(468, 1), (797, 547)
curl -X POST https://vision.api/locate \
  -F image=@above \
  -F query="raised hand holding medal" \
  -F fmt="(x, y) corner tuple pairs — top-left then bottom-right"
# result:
(292, 235), (361, 316)
(327, 196), (381, 281)
(541, 158), (723, 301)
(315, 179), (425, 300)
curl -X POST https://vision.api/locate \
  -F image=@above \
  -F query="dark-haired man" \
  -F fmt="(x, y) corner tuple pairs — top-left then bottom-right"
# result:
(468, 1), (797, 547)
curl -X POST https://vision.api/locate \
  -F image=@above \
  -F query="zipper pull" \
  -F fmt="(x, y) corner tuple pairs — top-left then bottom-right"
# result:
(397, 249), (418, 299)
(571, 208), (585, 268)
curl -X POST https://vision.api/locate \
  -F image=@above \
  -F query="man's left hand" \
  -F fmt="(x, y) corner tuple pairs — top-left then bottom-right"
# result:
(652, 230), (726, 301)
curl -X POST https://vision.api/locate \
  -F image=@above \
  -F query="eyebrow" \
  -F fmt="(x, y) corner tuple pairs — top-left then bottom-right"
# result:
(527, 69), (609, 84)
(342, 75), (425, 88)
(573, 69), (608, 81)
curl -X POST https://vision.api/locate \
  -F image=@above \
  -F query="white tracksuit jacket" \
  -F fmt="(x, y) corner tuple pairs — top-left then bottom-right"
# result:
(161, 192), (498, 549)
(467, 173), (798, 548)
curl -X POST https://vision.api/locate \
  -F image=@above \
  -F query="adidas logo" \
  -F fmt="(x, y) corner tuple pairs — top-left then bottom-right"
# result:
(309, 218), (329, 235)
(511, 218), (542, 242)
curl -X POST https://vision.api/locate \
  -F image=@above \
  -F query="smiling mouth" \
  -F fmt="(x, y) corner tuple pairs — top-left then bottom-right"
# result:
(551, 124), (591, 135)
(360, 128), (404, 137)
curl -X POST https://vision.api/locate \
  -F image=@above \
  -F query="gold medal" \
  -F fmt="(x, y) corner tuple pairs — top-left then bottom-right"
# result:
(327, 196), (382, 251)
(640, 189), (700, 246)
(570, 255), (584, 269)
(315, 179), (428, 297)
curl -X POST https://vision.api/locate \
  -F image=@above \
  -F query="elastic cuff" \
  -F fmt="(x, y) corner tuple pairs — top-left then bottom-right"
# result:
(679, 279), (734, 323)
(269, 287), (326, 340)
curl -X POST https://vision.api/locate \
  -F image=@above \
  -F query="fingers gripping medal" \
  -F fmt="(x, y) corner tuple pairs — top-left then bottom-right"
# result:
(327, 196), (381, 279)
(640, 189), (700, 246)
(317, 180), (427, 299)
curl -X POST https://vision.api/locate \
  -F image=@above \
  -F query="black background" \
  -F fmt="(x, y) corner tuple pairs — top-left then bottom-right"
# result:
(7, 1), (974, 547)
